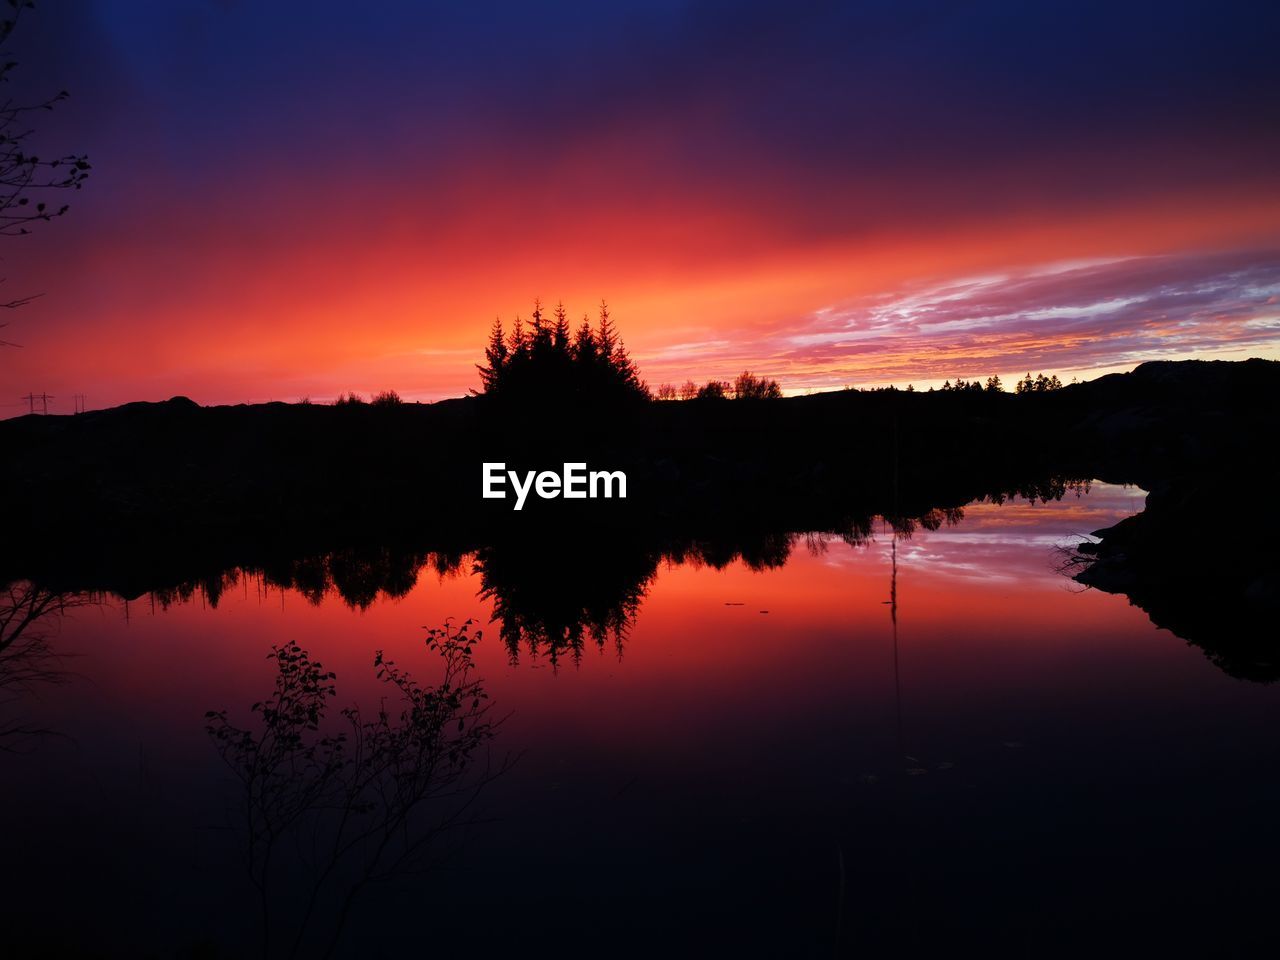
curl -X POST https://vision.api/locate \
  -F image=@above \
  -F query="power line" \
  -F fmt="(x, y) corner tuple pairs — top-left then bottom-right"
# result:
(19, 392), (55, 415)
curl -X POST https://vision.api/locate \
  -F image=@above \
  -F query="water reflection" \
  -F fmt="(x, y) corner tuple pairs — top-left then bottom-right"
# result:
(106, 480), (1096, 670)
(148, 546), (449, 612)
(3, 479), (1277, 955)
(2, 475), (1268, 690)
(205, 619), (506, 958)
(0, 584), (99, 751)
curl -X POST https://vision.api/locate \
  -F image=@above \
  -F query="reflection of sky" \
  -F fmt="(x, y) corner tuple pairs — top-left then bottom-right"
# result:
(809, 482), (1146, 581)
(9, 478), (1280, 953)
(7, 480), (1156, 736)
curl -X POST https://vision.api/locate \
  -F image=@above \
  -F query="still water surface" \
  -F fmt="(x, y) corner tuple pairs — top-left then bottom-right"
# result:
(3, 482), (1277, 956)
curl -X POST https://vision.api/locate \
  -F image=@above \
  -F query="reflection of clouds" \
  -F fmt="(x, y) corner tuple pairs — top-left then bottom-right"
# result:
(895, 542), (1050, 583)
(660, 250), (1280, 390)
(810, 483), (1145, 581)
(819, 540), (1050, 583)
(957, 487), (1146, 537)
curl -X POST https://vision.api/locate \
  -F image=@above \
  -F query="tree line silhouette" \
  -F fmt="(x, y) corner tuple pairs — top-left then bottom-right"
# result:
(937, 372), (1064, 393)
(653, 371), (782, 401)
(474, 299), (782, 403)
(322, 300), (1075, 405)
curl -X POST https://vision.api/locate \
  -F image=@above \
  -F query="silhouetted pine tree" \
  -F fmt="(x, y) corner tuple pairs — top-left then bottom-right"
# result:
(597, 300), (617, 362)
(508, 315), (527, 359)
(573, 316), (597, 366)
(1015, 372), (1062, 393)
(529, 298), (552, 355)
(477, 316), (507, 392)
(552, 301), (571, 352)
(610, 338), (645, 395)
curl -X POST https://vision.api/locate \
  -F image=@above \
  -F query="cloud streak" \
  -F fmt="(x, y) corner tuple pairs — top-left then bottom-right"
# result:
(643, 250), (1280, 391)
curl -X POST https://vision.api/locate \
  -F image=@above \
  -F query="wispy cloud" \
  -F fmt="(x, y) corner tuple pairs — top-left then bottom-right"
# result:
(642, 250), (1280, 390)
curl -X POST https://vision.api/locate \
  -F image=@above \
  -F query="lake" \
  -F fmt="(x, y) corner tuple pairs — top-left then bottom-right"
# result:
(2, 480), (1277, 957)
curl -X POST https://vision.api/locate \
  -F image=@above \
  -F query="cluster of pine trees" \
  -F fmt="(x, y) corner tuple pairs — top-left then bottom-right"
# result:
(939, 375), (1005, 393)
(476, 300), (647, 402)
(936, 372), (1064, 393)
(1013, 372), (1063, 393)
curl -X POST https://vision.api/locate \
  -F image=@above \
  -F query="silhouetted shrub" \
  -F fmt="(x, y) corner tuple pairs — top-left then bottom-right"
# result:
(733, 371), (783, 399)
(205, 624), (502, 955)
(371, 390), (402, 407)
(334, 392), (365, 406)
(657, 373), (780, 400)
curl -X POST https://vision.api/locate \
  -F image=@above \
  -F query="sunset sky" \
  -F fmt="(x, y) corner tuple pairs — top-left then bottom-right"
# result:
(2, 0), (1278, 413)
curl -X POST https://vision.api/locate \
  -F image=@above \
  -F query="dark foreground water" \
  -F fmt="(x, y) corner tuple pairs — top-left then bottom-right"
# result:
(2, 482), (1277, 957)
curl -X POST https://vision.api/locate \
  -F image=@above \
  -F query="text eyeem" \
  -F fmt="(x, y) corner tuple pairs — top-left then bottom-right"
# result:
(482, 462), (627, 511)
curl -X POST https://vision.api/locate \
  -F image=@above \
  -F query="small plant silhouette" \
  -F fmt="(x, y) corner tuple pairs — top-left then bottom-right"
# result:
(206, 619), (504, 959)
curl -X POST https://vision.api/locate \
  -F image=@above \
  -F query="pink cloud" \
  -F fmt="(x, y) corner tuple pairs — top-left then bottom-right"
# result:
(640, 250), (1280, 390)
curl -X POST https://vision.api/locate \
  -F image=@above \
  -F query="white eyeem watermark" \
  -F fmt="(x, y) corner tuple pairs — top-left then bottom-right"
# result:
(482, 462), (627, 511)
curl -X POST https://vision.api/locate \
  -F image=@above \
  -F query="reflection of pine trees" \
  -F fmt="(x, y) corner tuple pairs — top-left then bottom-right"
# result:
(477, 299), (648, 403)
(148, 546), (449, 611)
(474, 530), (828, 666)
(876, 507), (967, 538)
(473, 540), (660, 667)
(981, 477), (1090, 505)
(666, 531), (796, 571)
(130, 478), (1094, 662)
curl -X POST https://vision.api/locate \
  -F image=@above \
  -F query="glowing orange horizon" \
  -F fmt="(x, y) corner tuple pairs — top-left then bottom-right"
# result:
(3, 168), (1278, 414)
